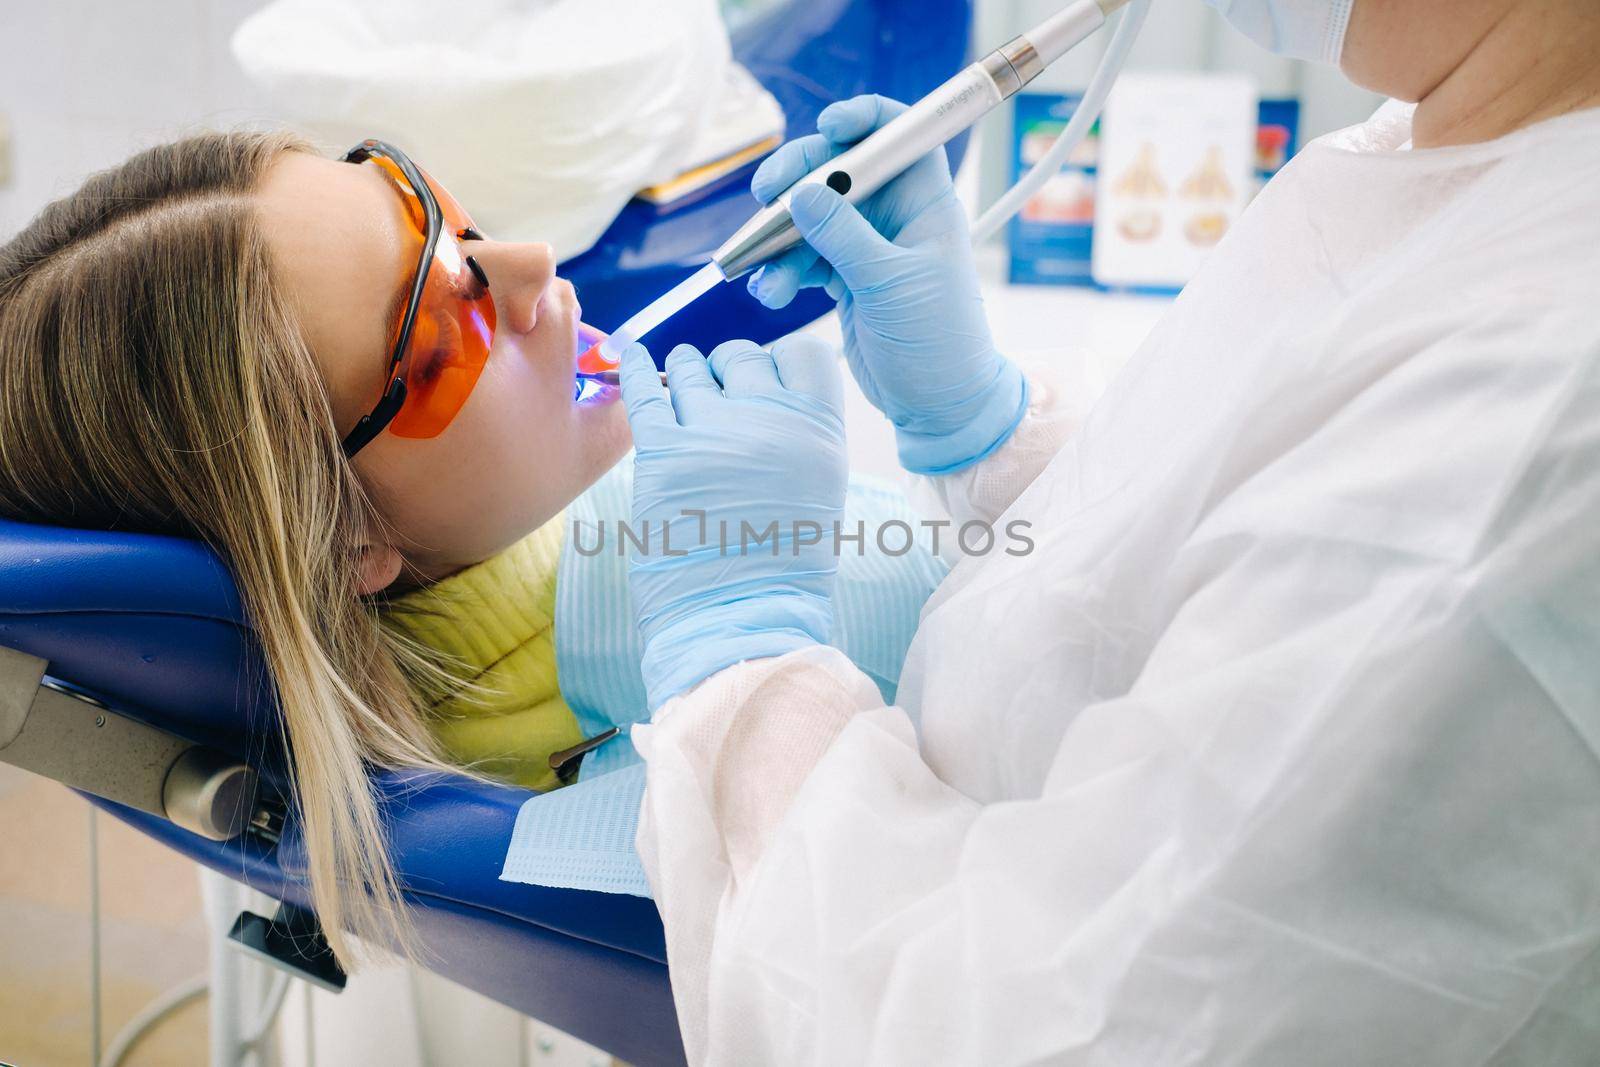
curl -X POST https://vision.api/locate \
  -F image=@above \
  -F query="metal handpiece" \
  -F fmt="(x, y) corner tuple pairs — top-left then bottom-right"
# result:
(712, 0), (1123, 280)
(579, 369), (667, 387)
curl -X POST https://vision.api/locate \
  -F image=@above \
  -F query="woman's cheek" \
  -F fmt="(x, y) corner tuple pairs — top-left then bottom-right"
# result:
(584, 393), (631, 460)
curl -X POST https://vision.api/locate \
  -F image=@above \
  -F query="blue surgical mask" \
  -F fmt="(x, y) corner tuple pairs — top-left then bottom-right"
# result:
(1204, 0), (1355, 65)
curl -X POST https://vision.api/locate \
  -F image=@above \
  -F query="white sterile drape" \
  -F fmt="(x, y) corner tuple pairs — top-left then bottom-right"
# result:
(232, 0), (735, 259)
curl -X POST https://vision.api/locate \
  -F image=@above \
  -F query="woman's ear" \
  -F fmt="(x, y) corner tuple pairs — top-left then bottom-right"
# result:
(355, 541), (404, 596)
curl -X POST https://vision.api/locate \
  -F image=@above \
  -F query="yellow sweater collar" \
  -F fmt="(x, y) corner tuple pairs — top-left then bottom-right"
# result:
(384, 516), (566, 683)
(380, 516), (582, 793)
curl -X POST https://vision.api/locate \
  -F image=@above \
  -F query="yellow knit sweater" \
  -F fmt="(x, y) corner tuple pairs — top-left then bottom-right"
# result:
(380, 517), (583, 793)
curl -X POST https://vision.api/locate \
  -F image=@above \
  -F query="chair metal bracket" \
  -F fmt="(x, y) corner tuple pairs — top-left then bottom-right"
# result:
(227, 902), (348, 994)
(1, 642), (264, 840)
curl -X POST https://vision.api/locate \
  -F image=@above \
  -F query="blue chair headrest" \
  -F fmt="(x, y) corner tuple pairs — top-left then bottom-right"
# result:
(0, 517), (277, 762)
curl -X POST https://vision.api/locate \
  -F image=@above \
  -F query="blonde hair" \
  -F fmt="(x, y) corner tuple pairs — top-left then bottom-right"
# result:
(0, 131), (463, 968)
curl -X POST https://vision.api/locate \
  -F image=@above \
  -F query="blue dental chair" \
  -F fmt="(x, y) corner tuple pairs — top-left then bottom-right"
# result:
(0, 2), (970, 1063)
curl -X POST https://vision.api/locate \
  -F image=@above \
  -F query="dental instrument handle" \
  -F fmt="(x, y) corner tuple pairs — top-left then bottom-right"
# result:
(580, 369), (668, 387)
(712, 0), (1128, 280)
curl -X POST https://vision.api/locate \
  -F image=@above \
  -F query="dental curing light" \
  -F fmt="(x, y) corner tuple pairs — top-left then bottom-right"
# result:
(589, 0), (1144, 366)
(713, 0), (1133, 279)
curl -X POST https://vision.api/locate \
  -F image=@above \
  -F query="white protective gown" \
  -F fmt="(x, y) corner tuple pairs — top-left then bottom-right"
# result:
(631, 102), (1600, 1065)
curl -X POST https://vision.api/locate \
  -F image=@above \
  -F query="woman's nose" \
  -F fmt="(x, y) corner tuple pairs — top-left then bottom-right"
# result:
(469, 241), (556, 335)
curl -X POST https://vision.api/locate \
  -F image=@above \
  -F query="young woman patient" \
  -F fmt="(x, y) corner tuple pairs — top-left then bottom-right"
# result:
(0, 132), (943, 966)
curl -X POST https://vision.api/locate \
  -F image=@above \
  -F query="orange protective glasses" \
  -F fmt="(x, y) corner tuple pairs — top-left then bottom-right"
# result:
(339, 140), (496, 457)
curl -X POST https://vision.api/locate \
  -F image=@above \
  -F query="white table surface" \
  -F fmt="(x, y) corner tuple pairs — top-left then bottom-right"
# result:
(801, 249), (1174, 478)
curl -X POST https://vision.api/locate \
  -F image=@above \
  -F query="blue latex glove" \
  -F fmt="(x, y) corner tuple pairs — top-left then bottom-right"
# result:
(748, 94), (1028, 475)
(618, 336), (848, 709)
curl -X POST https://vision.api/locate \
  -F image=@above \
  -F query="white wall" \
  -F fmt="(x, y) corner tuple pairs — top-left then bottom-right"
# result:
(0, 0), (273, 237)
(0, 0), (1383, 241)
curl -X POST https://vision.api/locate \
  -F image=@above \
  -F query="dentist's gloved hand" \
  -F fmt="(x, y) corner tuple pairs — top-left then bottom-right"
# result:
(748, 94), (1028, 475)
(618, 337), (848, 710)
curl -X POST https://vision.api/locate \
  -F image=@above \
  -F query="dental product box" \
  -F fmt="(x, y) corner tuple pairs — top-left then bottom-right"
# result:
(1091, 73), (1258, 290)
(1007, 92), (1102, 287)
(1007, 89), (1297, 292)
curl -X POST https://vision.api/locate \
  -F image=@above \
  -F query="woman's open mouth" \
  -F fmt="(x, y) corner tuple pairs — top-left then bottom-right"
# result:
(573, 322), (616, 402)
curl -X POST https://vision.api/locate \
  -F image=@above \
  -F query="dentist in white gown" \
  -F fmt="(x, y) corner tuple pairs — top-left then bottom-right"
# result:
(614, 0), (1600, 1061)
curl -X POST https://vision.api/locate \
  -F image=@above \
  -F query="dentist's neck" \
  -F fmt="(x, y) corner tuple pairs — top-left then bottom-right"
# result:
(1411, 0), (1600, 148)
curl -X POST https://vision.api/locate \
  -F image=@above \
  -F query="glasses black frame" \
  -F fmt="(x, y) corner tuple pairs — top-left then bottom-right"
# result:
(338, 139), (444, 459)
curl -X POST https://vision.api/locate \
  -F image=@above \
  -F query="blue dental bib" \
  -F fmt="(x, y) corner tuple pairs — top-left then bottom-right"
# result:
(500, 456), (946, 896)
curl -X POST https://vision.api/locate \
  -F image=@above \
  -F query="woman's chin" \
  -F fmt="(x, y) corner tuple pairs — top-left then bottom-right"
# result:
(573, 387), (633, 464)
